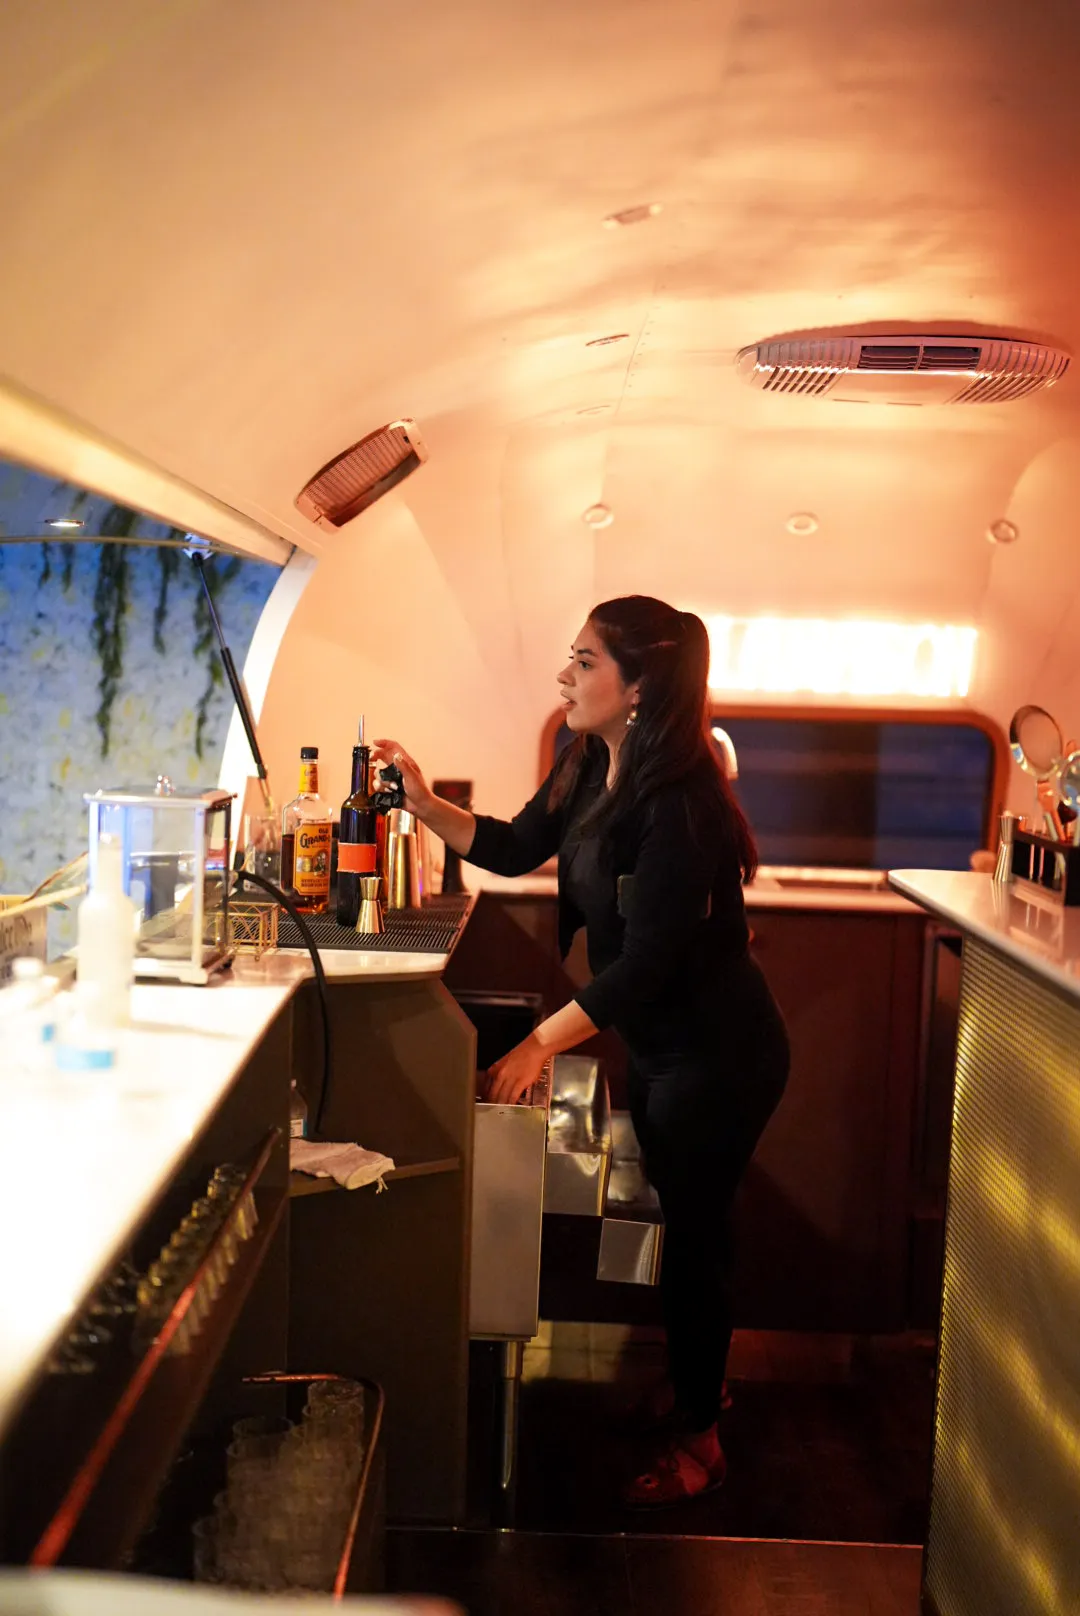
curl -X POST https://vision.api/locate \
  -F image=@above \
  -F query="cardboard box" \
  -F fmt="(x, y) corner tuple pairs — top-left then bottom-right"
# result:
(0, 896), (49, 984)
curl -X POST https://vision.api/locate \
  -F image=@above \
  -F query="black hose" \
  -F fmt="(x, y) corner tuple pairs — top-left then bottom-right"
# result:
(231, 864), (333, 1135)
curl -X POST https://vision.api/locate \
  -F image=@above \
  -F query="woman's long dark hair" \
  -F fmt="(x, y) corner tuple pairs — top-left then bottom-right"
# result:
(550, 595), (758, 883)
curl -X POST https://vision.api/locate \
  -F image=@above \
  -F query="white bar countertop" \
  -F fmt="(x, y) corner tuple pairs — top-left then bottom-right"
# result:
(471, 866), (919, 915)
(0, 919), (469, 1445)
(889, 869), (1080, 1002)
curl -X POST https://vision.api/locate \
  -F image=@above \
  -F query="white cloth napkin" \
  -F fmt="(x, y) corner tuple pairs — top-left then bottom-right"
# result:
(290, 1139), (395, 1192)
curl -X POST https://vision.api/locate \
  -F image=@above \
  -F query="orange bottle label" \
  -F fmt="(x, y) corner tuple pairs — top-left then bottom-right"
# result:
(293, 821), (332, 896)
(338, 841), (377, 875)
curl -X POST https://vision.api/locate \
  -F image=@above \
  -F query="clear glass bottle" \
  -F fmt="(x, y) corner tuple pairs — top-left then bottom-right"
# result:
(290, 1080), (309, 1139)
(280, 747), (333, 915)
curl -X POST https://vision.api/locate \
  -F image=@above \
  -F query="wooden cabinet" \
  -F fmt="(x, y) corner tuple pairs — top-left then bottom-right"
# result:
(737, 907), (926, 1331)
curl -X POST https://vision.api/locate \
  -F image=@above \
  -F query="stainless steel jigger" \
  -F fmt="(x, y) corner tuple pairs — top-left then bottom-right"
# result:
(356, 875), (385, 934)
(994, 812), (1018, 886)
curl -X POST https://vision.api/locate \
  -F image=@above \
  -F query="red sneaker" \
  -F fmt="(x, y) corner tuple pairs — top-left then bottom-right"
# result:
(622, 1433), (727, 1508)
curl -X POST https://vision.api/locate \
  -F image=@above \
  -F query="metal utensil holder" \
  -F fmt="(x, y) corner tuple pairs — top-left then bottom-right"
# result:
(1010, 826), (1080, 906)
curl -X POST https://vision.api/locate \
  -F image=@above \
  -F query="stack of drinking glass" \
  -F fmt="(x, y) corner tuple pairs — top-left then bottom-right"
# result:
(192, 1379), (365, 1592)
(135, 1164), (258, 1356)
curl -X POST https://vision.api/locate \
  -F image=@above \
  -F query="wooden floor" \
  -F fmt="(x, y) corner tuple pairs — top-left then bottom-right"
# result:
(468, 1325), (935, 1544)
(388, 1325), (932, 1613)
(387, 1528), (923, 1616)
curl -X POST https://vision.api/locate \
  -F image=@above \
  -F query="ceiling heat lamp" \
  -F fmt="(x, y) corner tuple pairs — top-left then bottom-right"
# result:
(295, 420), (428, 531)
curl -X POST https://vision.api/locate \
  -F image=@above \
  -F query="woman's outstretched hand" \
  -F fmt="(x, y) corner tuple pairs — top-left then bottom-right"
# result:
(370, 740), (433, 817)
(484, 1033), (549, 1106)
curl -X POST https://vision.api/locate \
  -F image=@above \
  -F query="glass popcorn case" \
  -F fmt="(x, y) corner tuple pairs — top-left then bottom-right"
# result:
(85, 783), (235, 984)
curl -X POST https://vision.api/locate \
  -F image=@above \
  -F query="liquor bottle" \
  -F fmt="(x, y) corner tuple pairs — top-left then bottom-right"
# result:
(336, 717), (379, 928)
(290, 1080), (309, 1139)
(280, 746), (333, 915)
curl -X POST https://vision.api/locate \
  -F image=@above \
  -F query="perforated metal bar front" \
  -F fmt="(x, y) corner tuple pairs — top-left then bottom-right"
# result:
(278, 896), (471, 954)
(924, 938), (1080, 1616)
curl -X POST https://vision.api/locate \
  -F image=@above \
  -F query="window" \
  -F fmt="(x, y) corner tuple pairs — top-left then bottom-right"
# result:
(543, 707), (1005, 872)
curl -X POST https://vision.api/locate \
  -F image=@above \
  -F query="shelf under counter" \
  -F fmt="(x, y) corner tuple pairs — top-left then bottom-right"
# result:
(289, 1154), (462, 1198)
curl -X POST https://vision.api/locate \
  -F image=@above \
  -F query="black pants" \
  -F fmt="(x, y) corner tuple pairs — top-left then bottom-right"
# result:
(625, 960), (789, 1430)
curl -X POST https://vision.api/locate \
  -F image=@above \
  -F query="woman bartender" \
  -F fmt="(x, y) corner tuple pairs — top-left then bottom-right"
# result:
(372, 595), (789, 1506)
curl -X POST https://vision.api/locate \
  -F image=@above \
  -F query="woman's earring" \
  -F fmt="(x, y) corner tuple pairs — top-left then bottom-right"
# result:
(626, 706), (638, 728)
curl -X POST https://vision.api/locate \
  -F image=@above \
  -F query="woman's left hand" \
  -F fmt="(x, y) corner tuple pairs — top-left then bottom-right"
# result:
(484, 1034), (549, 1106)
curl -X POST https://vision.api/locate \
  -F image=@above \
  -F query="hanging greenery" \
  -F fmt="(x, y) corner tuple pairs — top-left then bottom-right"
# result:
(91, 505), (138, 756)
(39, 486), (87, 592)
(193, 555), (241, 758)
(33, 483), (250, 762)
(153, 546), (182, 653)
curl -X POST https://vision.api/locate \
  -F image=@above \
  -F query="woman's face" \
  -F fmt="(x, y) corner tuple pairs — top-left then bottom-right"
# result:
(557, 620), (639, 740)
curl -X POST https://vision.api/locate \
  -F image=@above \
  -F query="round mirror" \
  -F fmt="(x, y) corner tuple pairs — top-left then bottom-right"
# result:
(1058, 748), (1080, 813)
(1009, 704), (1064, 778)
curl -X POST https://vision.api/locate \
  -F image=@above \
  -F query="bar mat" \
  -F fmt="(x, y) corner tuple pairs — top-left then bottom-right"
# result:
(278, 895), (471, 954)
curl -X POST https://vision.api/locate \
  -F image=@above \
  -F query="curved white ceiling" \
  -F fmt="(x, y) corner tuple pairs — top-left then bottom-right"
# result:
(2, 0), (1080, 811)
(0, 0), (1077, 538)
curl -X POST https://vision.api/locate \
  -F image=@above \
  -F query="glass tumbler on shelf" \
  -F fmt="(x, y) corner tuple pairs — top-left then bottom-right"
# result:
(305, 1378), (365, 1440)
(243, 812), (280, 884)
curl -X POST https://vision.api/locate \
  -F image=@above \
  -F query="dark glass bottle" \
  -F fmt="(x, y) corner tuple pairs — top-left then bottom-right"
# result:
(336, 718), (378, 928)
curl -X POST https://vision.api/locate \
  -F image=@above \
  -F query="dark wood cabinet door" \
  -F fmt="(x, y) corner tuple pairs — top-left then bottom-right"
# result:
(737, 909), (925, 1331)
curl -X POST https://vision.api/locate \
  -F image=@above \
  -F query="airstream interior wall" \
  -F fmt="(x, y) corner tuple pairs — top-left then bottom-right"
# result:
(0, 3), (1079, 823)
(5, 0), (1080, 1591)
(0, 20), (1076, 1100)
(216, 552), (319, 817)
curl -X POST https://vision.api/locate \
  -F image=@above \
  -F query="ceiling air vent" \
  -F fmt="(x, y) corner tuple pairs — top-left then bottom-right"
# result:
(295, 419), (428, 531)
(736, 334), (1070, 405)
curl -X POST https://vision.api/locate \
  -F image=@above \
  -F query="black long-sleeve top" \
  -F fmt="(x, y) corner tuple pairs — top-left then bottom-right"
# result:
(466, 756), (751, 1057)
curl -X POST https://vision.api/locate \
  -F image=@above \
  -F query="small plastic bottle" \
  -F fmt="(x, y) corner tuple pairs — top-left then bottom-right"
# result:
(57, 836), (137, 1070)
(1, 958), (59, 1072)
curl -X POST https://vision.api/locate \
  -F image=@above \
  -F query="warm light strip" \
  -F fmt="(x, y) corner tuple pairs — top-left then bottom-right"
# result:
(705, 615), (977, 698)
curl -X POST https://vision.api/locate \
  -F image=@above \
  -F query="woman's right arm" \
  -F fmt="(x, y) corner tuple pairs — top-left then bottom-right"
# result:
(370, 740), (562, 876)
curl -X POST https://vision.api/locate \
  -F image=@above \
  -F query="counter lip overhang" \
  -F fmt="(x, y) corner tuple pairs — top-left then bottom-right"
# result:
(471, 867), (920, 914)
(888, 868), (1080, 1003)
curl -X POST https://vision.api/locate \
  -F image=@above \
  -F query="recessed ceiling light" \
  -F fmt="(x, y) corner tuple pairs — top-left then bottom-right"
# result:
(582, 503), (614, 529)
(785, 512), (819, 536)
(45, 517), (84, 530)
(987, 518), (1019, 545)
(602, 203), (663, 229)
(586, 333), (630, 348)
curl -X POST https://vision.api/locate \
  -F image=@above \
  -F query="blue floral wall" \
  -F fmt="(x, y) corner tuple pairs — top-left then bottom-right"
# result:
(0, 464), (281, 902)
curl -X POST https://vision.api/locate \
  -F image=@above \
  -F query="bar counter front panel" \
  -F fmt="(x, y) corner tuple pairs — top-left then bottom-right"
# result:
(0, 923), (478, 1571)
